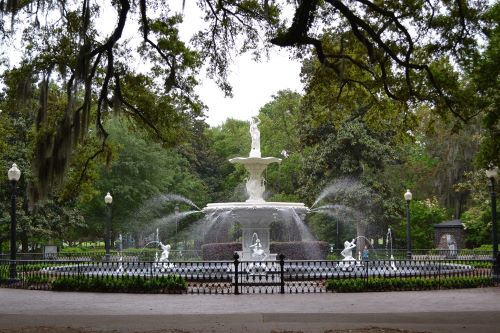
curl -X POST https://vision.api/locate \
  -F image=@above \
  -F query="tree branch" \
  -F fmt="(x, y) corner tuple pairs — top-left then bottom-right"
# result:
(114, 75), (165, 141)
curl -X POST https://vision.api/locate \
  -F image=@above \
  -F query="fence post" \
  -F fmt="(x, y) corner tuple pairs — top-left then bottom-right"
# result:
(438, 259), (441, 289)
(365, 259), (369, 287)
(495, 253), (500, 283)
(279, 254), (285, 294)
(233, 252), (240, 295)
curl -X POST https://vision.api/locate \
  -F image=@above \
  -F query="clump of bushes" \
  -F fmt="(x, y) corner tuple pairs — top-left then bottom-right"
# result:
(60, 247), (93, 253)
(270, 241), (329, 260)
(51, 275), (187, 293)
(26, 274), (51, 284)
(325, 276), (493, 293)
(202, 242), (242, 260)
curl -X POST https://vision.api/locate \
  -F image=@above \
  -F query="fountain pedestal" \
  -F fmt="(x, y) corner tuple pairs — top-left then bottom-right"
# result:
(229, 157), (281, 202)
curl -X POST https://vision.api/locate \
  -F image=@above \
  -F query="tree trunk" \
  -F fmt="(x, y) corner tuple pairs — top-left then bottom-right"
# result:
(356, 222), (367, 259)
(20, 230), (29, 252)
(134, 232), (143, 248)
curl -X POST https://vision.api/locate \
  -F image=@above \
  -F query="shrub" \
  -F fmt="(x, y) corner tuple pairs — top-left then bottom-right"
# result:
(326, 253), (340, 261)
(25, 274), (50, 284)
(463, 260), (493, 269)
(59, 247), (80, 253)
(51, 275), (187, 293)
(270, 241), (329, 260)
(202, 242), (242, 260)
(325, 276), (493, 292)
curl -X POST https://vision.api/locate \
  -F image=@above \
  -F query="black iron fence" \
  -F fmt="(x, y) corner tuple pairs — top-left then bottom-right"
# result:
(0, 254), (495, 294)
(1, 249), (492, 263)
(0, 249), (202, 262)
(327, 249), (493, 261)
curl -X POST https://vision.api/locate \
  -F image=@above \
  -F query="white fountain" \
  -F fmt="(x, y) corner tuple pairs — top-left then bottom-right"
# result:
(203, 116), (309, 261)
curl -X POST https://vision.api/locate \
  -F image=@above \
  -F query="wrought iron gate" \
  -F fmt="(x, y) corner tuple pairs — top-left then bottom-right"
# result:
(232, 253), (285, 294)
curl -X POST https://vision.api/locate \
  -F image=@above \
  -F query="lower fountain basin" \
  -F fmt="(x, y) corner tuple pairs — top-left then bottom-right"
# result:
(43, 260), (474, 280)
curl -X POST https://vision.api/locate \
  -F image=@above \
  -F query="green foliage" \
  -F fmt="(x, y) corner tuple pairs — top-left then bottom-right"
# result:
(201, 242), (242, 261)
(258, 90), (303, 200)
(206, 119), (249, 158)
(464, 260), (493, 269)
(474, 4), (500, 167)
(325, 276), (493, 292)
(297, 58), (408, 242)
(473, 244), (494, 251)
(25, 274), (50, 284)
(455, 170), (498, 247)
(204, 119), (251, 201)
(60, 246), (98, 253)
(461, 207), (492, 248)
(0, 0), (496, 253)
(394, 198), (449, 249)
(78, 119), (208, 239)
(0, 1), (205, 202)
(51, 275), (187, 293)
(326, 253), (340, 261)
(270, 241), (329, 260)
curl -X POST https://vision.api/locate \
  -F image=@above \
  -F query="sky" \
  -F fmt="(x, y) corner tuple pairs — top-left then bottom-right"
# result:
(195, 51), (303, 127)
(1, 1), (304, 128)
(173, 1), (304, 127)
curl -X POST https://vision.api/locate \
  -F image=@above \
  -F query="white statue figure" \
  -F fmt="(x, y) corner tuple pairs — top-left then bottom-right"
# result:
(159, 242), (171, 262)
(341, 239), (356, 261)
(249, 235), (267, 261)
(249, 116), (261, 158)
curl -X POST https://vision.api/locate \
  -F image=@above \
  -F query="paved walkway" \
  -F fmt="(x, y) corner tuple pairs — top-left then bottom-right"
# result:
(0, 287), (499, 333)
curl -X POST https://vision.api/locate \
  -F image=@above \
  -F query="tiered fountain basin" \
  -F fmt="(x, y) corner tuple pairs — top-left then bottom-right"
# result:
(203, 202), (308, 213)
(44, 260), (475, 280)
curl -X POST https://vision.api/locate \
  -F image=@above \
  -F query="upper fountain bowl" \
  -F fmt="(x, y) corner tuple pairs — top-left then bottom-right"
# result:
(229, 157), (282, 164)
(202, 201), (309, 228)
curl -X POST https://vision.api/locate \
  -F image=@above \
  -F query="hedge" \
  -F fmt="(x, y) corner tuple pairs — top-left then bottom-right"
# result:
(51, 275), (187, 293)
(325, 276), (493, 292)
(201, 242), (242, 260)
(270, 241), (329, 260)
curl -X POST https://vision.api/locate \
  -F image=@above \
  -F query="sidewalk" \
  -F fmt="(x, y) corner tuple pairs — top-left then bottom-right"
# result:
(0, 287), (499, 333)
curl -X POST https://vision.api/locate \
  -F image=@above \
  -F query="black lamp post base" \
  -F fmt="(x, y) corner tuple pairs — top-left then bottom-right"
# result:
(494, 253), (500, 282)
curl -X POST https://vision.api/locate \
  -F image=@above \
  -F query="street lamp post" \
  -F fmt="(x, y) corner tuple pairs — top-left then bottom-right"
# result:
(174, 205), (180, 237)
(486, 165), (498, 275)
(8, 163), (21, 281)
(336, 219), (340, 250)
(104, 192), (113, 261)
(404, 189), (413, 259)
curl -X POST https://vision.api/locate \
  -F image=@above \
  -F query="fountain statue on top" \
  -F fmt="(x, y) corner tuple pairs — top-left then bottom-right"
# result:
(249, 117), (261, 158)
(230, 116), (281, 203)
